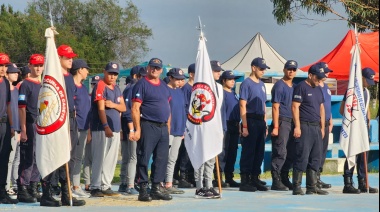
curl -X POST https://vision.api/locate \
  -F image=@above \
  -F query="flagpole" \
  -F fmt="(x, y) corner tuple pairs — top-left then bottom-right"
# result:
(215, 156), (223, 197)
(197, 16), (222, 197)
(354, 24), (369, 193)
(49, 1), (73, 205)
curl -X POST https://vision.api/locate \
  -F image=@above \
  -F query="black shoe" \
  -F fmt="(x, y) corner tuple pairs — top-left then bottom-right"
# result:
(209, 187), (220, 199)
(102, 188), (120, 196)
(17, 183), (37, 203)
(305, 169), (328, 195)
(358, 178), (378, 193)
(91, 189), (104, 197)
(317, 172), (331, 189)
(250, 175), (268, 191)
(0, 185), (18, 204)
(40, 181), (61, 207)
(225, 173), (240, 187)
(281, 171), (293, 190)
(28, 182), (41, 202)
(292, 170), (304, 195)
(195, 188), (214, 199)
(150, 183), (172, 201)
(118, 183), (128, 192)
(239, 173), (256, 192)
(212, 180), (229, 188)
(138, 183), (152, 202)
(60, 181), (85, 206)
(173, 179), (179, 186)
(271, 171), (289, 191)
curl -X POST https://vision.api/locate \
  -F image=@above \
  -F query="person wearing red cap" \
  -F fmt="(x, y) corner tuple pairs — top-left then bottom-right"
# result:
(0, 53), (17, 204)
(39, 45), (85, 207)
(17, 54), (44, 204)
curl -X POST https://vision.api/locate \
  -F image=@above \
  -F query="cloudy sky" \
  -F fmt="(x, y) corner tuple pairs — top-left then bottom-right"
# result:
(2, 0), (350, 69)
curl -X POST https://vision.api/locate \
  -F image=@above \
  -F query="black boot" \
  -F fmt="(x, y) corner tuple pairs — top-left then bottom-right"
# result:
(305, 169), (328, 195)
(178, 172), (193, 188)
(212, 172), (230, 188)
(225, 172), (240, 187)
(40, 181), (61, 207)
(292, 170), (304, 195)
(60, 180), (86, 206)
(239, 173), (256, 192)
(0, 184), (18, 204)
(250, 175), (268, 191)
(342, 176), (360, 194)
(138, 183), (152, 202)
(150, 183), (172, 201)
(317, 170), (331, 189)
(271, 170), (288, 191)
(281, 170), (293, 190)
(17, 180), (37, 203)
(28, 181), (41, 202)
(358, 177), (378, 193)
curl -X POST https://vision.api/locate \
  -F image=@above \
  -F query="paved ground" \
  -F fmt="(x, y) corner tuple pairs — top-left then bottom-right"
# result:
(1, 173), (378, 212)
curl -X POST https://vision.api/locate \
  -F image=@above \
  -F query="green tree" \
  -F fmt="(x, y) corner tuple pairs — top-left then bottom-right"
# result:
(0, 0), (152, 73)
(271, 0), (379, 32)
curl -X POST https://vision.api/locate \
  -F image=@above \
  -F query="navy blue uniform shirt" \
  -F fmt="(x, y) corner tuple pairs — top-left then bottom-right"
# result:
(64, 73), (77, 112)
(181, 82), (192, 115)
(75, 83), (91, 130)
(132, 77), (171, 123)
(292, 81), (324, 122)
(168, 86), (186, 136)
(91, 80), (122, 132)
(223, 89), (240, 122)
(321, 83), (332, 121)
(239, 78), (267, 115)
(0, 77), (11, 118)
(271, 79), (294, 119)
(18, 78), (41, 121)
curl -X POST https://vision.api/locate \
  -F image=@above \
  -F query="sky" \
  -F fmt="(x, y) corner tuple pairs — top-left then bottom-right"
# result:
(2, 0), (351, 69)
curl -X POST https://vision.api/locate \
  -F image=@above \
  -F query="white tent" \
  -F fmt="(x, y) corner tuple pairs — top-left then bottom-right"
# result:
(222, 33), (306, 77)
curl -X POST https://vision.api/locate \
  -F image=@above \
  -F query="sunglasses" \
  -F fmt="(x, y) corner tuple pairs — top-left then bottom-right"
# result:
(150, 66), (162, 70)
(287, 68), (297, 72)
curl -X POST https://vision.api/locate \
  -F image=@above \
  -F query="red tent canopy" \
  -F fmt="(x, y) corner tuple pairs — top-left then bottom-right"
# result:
(300, 30), (379, 81)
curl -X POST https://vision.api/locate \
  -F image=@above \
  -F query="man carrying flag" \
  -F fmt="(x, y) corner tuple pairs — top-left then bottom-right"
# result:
(339, 67), (378, 194)
(184, 21), (224, 199)
(35, 27), (85, 207)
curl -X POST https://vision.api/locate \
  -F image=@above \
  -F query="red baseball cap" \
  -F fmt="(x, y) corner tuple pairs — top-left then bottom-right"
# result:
(0, 53), (11, 65)
(29, 54), (45, 65)
(57, 45), (77, 58)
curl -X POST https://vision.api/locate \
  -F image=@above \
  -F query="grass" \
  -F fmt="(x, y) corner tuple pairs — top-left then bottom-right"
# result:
(369, 100), (379, 119)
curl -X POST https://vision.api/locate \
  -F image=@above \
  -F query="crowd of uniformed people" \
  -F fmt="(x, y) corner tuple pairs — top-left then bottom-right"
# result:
(0, 45), (378, 206)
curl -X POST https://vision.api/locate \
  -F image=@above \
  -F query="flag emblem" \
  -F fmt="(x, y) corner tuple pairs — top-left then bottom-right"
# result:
(188, 82), (216, 125)
(36, 75), (68, 135)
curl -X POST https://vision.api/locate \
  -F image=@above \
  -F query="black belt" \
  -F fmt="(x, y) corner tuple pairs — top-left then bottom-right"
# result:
(300, 121), (320, 126)
(0, 116), (7, 123)
(227, 120), (240, 126)
(142, 119), (167, 127)
(325, 120), (330, 127)
(246, 113), (265, 120)
(69, 112), (75, 118)
(279, 116), (293, 123)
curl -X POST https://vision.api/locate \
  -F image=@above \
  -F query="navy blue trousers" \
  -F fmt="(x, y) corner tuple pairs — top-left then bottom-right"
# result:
(271, 120), (295, 172)
(293, 123), (322, 172)
(18, 122), (40, 185)
(137, 121), (169, 184)
(0, 122), (11, 185)
(218, 121), (239, 174)
(239, 118), (266, 175)
(319, 123), (330, 172)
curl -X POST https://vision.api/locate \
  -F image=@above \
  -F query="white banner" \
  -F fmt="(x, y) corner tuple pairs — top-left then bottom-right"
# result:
(184, 34), (224, 170)
(339, 34), (370, 169)
(35, 28), (70, 178)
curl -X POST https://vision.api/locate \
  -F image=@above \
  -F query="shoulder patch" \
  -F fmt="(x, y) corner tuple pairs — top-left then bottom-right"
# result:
(19, 94), (26, 101)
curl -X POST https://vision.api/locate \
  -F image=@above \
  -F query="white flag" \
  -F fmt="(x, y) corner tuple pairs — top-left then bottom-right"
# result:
(35, 28), (70, 178)
(339, 30), (370, 169)
(184, 33), (224, 170)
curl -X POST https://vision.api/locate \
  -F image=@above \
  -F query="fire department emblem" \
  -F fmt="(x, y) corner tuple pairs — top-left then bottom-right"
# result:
(188, 82), (216, 125)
